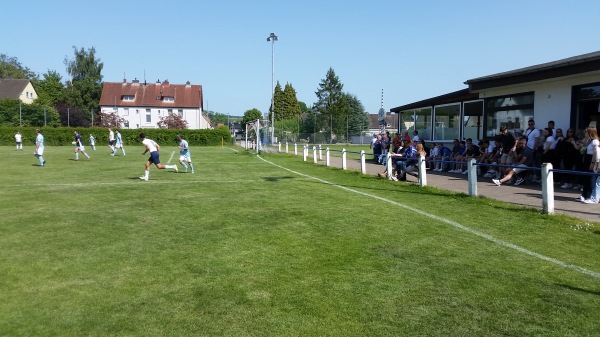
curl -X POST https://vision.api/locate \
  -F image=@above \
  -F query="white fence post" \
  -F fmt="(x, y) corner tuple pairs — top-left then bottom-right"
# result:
(542, 163), (554, 214)
(313, 146), (317, 163)
(295, 143), (298, 156)
(319, 146), (323, 160)
(278, 142), (281, 152)
(467, 158), (477, 196)
(285, 142), (288, 153)
(418, 155), (427, 186)
(342, 148), (347, 170)
(386, 153), (392, 178)
(326, 148), (330, 167)
(303, 146), (307, 161)
(360, 150), (366, 174)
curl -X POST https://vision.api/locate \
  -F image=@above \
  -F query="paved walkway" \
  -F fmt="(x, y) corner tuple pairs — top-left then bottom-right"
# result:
(301, 153), (599, 223)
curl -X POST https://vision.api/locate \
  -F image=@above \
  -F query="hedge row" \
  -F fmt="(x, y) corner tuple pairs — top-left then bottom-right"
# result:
(0, 126), (231, 147)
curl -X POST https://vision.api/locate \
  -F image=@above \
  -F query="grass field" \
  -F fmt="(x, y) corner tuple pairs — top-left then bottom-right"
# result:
(1, 145), (599, 336)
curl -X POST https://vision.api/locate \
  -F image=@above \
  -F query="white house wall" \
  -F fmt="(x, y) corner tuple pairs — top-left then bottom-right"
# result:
(477, 71), (600, 129)
(100, 106), (206, 129)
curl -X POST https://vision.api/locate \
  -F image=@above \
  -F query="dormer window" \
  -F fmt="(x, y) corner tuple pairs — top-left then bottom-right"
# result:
(122, 95), (135, 101)
(163, 96), (174, 102)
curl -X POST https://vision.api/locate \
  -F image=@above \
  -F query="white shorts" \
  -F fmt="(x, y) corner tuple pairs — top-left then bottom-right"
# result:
(115, 144), (122, 148)
(77, 146), (85, 151)
(35, 148), (44, 156)
(513, 164), (528, 174)
(179, 154), (191, 162)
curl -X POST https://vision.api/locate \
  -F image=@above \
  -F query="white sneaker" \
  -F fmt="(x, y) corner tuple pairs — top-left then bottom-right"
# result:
(582, 199), (595, 204)
(492, 179), (501, 186)
(139, 176), (148, 181)
(173, 166), (178, 173)
(390, 176), (398, 181)
(462, 170), (468, 174)
(483, 173), (493, 178)
(576, 196), (584, 202)
(560, 183), (572, 189)
(514, 178), (525, 186)
(487, 169), (496, 174)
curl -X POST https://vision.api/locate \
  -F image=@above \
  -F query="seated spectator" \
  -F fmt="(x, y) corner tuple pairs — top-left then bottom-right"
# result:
(433, 143), (452, 171)
(395, 139), (417, 181)
(391, 133), (402, 153)
(483, 138), (503, 178)
(427, 142), (439, 170)
(449, 140), (468, 173)
(492, 137), (534, 186)
(476, 139), (492, 175)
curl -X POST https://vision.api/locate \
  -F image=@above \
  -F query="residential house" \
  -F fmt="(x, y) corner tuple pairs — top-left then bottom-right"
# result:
(0, 78), (38, 104)
(99, 79), (211, 129)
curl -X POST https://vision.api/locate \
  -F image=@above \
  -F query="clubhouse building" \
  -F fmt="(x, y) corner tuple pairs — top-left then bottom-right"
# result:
(390, 50), (600, 141)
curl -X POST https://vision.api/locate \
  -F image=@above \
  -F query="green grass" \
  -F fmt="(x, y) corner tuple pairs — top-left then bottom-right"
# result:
(1, 145), (599, 336)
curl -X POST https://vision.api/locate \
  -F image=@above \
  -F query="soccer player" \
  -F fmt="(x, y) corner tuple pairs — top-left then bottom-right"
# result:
(115, 130), (126, 156)
(34, 129), (45, 167)
(73, 130), (91, 161)
(177, 134), (194, 173)
(15, 131), (23, 150)
(108, 127), (116, 156)
(139, 133), (178, 181)
(89, 133), (96, 151)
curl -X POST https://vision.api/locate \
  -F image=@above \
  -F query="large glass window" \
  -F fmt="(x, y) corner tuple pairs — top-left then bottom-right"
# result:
(399, 108), (432, 140)
(463, 100), (484, 140)
(575, 83), (600, 129)
(434, 103), (460, 141)
(485, 93), (534, 137)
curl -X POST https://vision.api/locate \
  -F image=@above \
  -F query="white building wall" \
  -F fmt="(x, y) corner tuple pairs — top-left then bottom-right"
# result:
(477, 71), (600, 129)
(100, 106), (207, 129)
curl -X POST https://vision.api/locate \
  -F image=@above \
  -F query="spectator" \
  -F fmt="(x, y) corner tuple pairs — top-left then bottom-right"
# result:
(483, 138), (503, 178)
(525, 119), (542, 181)
(412, 130), (420, 142)
(391, 133), (402, 153)
(579, 127), (599, 203)
(492, 137), (533, 186)
(433, 143), (452, 172)
(459, 139), (481, 174)
(372, 134), (382, 162)
(396, 139), (417, 181)
(558, 128), (580, 189)
(427, 142), (439, 170)
(449, 140), (467, 173)
(498, 126), (517, 178)
(547, 120), (556, 138)
(541, 127), (556, 164)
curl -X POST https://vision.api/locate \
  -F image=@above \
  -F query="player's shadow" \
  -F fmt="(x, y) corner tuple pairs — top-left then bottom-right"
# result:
(263, 176), (295, 182)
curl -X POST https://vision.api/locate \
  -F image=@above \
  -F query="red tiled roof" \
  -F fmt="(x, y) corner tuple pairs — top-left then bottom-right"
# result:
(99, 80), (203, 109)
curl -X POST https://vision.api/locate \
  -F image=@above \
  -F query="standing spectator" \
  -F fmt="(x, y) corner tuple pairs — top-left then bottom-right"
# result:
(89, 133), (96, 151)
(541, 127), (556, 164)
(108, 127), (116, 156)
(498, 126), (516, 176)
(139, 133), (178, 181)
(372, 134), (382, 162)
(115, 130), (126, 156)
(34, 129), (45, 167)
(558, 128), (580, 189)
(580, 127), (599, 203)
(587, 140), (600, 203)
(547, 120), (556, 138)
(178, 134), (195, 173)
(525, 119), (541, 181)
(73, 130), (91, 161)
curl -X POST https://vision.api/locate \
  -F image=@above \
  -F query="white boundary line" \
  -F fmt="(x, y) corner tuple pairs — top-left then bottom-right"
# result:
(257, 154), (600, 279)
(166, 151), (175, 164)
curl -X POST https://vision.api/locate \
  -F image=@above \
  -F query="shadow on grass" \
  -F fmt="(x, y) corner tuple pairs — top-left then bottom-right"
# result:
(556, 284), (600, 296)
(263, 176), (295, 182)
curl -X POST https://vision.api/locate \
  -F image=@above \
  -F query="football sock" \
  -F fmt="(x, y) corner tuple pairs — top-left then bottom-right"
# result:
(84, 153), (90, 159)
(189, 164), (194, 172)
(39, 156), (44, 166)
(181, 162), (188, 170)
(75, 153), (79, 160)
(144, 170), (149, 178)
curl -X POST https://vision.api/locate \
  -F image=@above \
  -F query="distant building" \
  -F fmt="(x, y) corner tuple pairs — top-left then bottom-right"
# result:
(99, 79), (211, 129)
(0, 79), (38, 104)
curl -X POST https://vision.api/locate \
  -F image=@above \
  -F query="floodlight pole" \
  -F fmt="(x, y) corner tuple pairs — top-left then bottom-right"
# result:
(267, 32), (278, 144)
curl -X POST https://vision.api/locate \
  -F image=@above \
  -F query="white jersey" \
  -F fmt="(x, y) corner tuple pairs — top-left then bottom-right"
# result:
(109, 130), (115, 142)
(142, 138), (158, 153)
(15, 133), (22, 142)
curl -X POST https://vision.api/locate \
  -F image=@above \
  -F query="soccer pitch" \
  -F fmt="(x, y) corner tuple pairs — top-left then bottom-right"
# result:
(1, 145), (599, 336)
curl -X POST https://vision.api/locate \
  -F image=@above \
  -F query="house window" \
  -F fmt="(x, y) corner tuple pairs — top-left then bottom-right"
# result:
(146, 109), (151, 123)
(124, 122), (130, 128)
(485, 92), (534, 137)
(163, 96), (174, 102)
(399, 107), (432, 140)
(124, 108), (129, 116)
(168, 109), (173, 115)
(123, 95), (135, 101)
(434, 103), (461, 141)
(462, 100), (484, 141)
(178, 109), (183, 117)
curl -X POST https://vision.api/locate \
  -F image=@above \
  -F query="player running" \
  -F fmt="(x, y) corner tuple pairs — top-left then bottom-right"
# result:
(73, 130), (91, 161)
(139, 133), (178, 181)
(177, 134), (195, 173)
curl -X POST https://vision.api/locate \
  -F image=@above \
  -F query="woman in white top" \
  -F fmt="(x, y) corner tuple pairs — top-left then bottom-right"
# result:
(541, 127), (556, 164)
(579, 127), (599, 203)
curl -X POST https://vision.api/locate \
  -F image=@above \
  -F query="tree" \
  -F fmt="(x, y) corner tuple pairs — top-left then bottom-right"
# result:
(96, 112), (126, 128)
(269, 82), (284, 122)
(32, 70), (65, 106)
(314, 68), (344, 141)
(55, 103), (90, 127)
(63, 46), (103, 114)
(0, 99), (60, 127)
(0, 54), (36, 79)
(205, 110), (228, 125)
(157, 113), (189, 129)
(282, 83), (301, 119)
(342, 93), (370, 140)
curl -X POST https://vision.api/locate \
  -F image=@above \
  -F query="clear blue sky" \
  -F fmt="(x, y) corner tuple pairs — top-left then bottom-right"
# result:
(4, 0), (599, 117)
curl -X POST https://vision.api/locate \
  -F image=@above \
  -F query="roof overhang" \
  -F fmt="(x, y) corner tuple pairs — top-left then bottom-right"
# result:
(390, 88), (478, 113)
